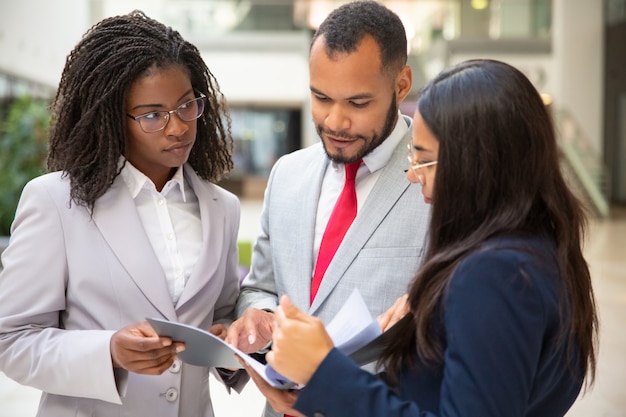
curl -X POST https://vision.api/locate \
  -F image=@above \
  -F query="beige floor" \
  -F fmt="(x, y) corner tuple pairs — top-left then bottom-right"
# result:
(564, 208), (626, 417)
(1, 201), (625, 417)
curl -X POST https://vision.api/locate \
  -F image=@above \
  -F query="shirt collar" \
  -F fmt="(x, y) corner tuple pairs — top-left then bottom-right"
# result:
(330, 112), (411, 173)
(119, 158), (187, 201)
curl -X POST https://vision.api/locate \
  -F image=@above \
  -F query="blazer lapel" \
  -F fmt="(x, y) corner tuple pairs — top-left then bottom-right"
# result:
(293, 150), (329, 310)
(175, 169), (222, 308)
(93, 176), (176, 320)
(310, 139), (411, 314)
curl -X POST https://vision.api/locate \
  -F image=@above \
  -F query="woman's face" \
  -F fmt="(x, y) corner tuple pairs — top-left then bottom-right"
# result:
(125, 65), (198, 189)
(406, 110), (439, 204)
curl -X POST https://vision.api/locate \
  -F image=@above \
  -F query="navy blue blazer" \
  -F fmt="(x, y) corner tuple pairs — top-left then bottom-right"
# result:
(294, 235), (585, 417)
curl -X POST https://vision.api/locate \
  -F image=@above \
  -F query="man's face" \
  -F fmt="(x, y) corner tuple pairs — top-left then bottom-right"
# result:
(309, 35), (400, 163)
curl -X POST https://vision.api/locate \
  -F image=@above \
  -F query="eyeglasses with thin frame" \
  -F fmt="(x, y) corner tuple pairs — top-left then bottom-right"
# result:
(407, 142), (437, 175)
(126, 94), (206, 133)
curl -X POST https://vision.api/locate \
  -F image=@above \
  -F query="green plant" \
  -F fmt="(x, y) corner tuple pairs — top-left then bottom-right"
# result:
(0, 95), (50, 235)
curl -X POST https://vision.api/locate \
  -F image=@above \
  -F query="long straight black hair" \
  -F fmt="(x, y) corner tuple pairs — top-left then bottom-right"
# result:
(380, 59), (598, 387)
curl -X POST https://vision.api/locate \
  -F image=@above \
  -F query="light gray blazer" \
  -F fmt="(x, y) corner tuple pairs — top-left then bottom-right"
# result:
(236, 129), (431, 416)
(238, 131), (431, 321)
(0, 164), (244, 417)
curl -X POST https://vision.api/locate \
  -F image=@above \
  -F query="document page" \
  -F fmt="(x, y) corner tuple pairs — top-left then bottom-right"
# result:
(147, 288), (383, 390)
(326, 288), (382, 355)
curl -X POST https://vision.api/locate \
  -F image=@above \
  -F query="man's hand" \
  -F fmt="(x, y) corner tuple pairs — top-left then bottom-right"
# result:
(209, 323), (227, 340)
(236, 356), (304, 416)
(226, 309), (275, 353)
(377, 293), (409, 331)
(110, 321), (185, 375)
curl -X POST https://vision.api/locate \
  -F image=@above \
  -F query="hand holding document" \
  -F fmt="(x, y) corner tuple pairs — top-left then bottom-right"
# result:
(147, 289), (393, 390)
(146, 317), (245, 369)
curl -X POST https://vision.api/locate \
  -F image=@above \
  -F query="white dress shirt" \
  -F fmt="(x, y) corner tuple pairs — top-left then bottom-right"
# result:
(120, 162), (202, 305)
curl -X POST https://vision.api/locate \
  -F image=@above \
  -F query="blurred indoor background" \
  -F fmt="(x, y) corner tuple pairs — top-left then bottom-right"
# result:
(1, 1), (624, 416)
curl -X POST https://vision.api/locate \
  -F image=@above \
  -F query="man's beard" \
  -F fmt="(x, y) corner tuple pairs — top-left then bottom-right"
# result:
(317, 94), (398, 164)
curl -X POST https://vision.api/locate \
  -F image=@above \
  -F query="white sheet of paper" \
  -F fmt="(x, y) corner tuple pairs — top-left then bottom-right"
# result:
(326, 288), (382, 355)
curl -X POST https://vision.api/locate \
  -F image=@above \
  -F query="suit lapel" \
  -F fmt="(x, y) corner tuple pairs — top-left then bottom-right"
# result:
(175, 169), (222, 308)
(309, 138), (411, 314)
(93, 176), (176, 320)
(294, 150), (329, 310)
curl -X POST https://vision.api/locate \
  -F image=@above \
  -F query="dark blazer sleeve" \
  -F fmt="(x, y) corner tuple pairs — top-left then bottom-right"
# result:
(295, 348), (434, 417)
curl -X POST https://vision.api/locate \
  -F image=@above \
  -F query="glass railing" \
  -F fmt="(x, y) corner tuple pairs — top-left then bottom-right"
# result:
(554, 109), (610, 218)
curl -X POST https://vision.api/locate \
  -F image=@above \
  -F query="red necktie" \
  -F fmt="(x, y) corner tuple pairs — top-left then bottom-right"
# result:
(283, 160), (361, 417)
(310, 159), (362, 305)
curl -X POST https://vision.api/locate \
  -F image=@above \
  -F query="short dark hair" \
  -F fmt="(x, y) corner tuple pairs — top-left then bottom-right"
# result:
(311, 0), (407, 74)
(48, 10), (233, 209)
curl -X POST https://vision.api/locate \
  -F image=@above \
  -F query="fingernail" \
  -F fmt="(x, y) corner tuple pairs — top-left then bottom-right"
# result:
(176, 345), (185, 353)
(248, 335), (255, 344)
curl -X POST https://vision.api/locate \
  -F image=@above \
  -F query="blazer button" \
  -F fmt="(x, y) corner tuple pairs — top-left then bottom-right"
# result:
(165, 388), (179, 402)
(313, 413), (325, 417)
(169, 359), (181, 373)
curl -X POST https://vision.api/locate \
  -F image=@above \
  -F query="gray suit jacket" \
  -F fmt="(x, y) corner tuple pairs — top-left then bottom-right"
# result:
(0, 165), (244, 417)
(236, 130), (431, 417)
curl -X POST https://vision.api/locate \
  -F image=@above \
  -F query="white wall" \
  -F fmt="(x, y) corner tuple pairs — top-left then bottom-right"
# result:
(198, 49), (316, 148)
(0, 0), (90, 88)
(552, 0), (604, 155)
(198, 50), (309, 108)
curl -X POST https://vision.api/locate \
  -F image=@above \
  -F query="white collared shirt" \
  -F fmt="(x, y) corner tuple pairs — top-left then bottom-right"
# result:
(313, 113), (411, 264)
(120, 162), (202, 305)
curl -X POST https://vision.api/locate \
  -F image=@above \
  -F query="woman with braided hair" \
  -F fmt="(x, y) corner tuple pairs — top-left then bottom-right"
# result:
(0, 10), (247, 417)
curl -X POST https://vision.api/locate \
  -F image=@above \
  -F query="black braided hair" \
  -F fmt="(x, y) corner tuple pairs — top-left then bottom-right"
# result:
(48, 10), (233, 210)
